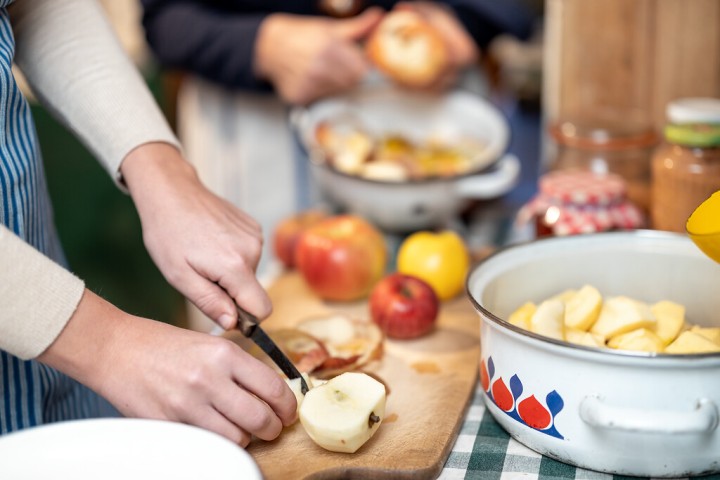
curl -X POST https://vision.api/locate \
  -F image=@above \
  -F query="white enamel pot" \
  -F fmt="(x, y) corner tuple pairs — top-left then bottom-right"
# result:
(466, 231), (720, 478)
(291, 84), (519, 232)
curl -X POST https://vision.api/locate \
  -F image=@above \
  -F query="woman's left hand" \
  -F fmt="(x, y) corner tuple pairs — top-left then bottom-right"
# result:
(119, 142), (271, 329)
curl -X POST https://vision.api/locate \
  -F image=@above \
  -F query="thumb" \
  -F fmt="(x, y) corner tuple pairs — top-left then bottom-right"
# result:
(332, 7), (384, 41)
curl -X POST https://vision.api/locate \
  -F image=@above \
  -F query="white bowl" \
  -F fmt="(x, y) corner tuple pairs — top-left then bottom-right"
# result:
(467, 230), (720, 477)
(291, 84), (519, 232)
(0, 418), (262, 480)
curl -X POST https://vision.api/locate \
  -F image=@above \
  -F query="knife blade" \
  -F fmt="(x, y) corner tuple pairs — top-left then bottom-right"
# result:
(236, 306), (309, 395)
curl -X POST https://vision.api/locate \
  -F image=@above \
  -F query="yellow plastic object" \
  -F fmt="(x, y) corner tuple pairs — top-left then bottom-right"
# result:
(687, 190), (720, 263)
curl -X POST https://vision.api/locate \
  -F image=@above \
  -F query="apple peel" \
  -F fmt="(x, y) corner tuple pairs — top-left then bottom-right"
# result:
(296, 314), (384, 378)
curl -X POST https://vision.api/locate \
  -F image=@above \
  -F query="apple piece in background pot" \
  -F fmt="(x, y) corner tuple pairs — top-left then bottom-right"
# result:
(564, 285), (602, 331)
(369, 273), (439, 339)
(529, 299), (565, 341)
(507, 302), (536, 330)
(295, 215), (387, 301)
(272, 210), (328, 269)
(299, 372), (386, 453)
(590, 296), (656, 341)
(665, 330), (720, 354)
(607, 328), (664, 353)
(650, 300), (686, 345)
(564, 329), (605, 348)
(691, 326), (720, 345)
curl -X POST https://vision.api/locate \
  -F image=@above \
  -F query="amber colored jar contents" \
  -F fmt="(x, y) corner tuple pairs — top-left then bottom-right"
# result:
(548, 120), (658, 214)
(651, 98), (720, 233)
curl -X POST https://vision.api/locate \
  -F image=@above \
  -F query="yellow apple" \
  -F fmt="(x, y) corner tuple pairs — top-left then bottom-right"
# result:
(396, 230), (470, 301)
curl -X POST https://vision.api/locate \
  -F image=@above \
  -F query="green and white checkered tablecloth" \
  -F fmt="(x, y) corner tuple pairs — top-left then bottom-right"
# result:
(440, 384), (720, 480)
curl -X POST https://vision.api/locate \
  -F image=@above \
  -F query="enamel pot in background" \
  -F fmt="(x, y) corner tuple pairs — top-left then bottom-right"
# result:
(291, 84), (519, 232)
(466, 231), (720, 478)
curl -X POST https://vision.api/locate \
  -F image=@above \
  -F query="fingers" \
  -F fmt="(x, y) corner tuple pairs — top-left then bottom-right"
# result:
(211, 387), (285, 442)
(232, 356), (299, 427)
(186, 405), (253, 447)
(333, 6), (384, 41)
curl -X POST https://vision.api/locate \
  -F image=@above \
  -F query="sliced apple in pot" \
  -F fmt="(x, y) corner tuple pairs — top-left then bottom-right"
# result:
(299, 372), (386, 453)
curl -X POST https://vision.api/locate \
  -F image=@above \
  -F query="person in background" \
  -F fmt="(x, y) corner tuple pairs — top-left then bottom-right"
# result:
(0, 0), (296, 445)
(140, 0), (533, 332)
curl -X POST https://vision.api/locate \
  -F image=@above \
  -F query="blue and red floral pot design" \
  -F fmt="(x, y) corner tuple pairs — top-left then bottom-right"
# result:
(480, 356), (565, 439)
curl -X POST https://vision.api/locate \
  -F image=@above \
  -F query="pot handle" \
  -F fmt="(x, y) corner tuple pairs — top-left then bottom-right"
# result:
(579, 394), (719, 434)
(455, 154), (521, 200)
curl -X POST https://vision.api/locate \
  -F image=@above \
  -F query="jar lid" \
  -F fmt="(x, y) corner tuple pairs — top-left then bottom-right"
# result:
(549, 120), (658, 151)
(539, 170), (626, 206)
(667, 98), (720, 124)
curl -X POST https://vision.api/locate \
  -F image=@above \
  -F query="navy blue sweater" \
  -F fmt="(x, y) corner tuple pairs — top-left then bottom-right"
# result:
(141, 0), (533, 91)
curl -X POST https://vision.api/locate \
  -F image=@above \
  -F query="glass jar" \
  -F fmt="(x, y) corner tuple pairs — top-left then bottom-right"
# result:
(517, 170), (645, 238)
(547, 119), (658, 215)
(651, 98), (720, 233)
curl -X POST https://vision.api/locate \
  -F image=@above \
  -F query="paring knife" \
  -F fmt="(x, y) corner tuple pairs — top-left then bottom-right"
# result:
(236, 306), (309, 395)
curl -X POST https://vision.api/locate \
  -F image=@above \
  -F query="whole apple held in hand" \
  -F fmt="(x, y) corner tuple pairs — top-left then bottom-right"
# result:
(369, 273), (439, 339)
(295, 215), (387, 301)
(272, 209), (328, 268)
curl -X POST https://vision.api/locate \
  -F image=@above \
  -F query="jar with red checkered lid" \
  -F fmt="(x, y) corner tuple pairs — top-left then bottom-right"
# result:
(517, 170), (645, 237)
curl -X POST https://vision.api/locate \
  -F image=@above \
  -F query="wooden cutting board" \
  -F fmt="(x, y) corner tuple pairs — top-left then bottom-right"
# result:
(226, 272), (481, 479)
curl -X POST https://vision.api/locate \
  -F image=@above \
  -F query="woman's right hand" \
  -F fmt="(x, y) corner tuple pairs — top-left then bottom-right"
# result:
(39, 290), (297, 446)
(254, 8), (383, 105)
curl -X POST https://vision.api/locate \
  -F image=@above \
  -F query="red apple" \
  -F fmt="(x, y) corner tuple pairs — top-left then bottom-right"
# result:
(369, 273), (439, 339)
(272, 210), (328, 268)
(295, 215), (387, 301)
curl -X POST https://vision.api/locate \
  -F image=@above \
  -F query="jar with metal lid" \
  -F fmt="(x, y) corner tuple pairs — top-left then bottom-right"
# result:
(651, 98), (720, 233)
(517, 170), (645, 238)
(547, 119), (658, 214)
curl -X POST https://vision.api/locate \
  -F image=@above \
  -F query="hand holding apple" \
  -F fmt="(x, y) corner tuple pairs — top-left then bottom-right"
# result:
(295, 215), (387, 301)
(369, 273), (439, 339)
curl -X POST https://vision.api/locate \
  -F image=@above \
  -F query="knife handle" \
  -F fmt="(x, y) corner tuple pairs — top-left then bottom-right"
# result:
(236, 306), (259, 337)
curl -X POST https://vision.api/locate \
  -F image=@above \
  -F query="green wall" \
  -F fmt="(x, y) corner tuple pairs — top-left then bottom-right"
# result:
(32, 71), (185, 325)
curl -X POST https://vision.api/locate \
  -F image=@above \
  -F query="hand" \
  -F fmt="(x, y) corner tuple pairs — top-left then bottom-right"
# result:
(39, 290), (297, 445)
(394, 2), (479, 91)
(254, 8), (383, 105)
(120, 142), (269, 329)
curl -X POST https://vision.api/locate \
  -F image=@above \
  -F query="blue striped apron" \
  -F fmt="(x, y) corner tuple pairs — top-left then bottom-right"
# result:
(0, 1), (110, 434)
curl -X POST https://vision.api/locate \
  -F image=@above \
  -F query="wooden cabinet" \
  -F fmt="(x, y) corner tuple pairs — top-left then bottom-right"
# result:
(543, 0), (720, 131)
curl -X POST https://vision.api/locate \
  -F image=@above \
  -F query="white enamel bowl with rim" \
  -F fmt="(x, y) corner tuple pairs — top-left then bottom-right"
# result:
(466, 230), (720, 478)
(291, 84), (520, 232)
(0, 418), (263, 480)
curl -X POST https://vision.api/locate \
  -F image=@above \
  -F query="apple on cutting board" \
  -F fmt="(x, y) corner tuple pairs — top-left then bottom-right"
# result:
(287, 372), (387, 454)
(369, 273), (439, 339)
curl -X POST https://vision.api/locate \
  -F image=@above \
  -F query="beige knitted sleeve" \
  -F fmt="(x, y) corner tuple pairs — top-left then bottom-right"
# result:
(9, 0), (181, 187)
(0, 226), (84, 359)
